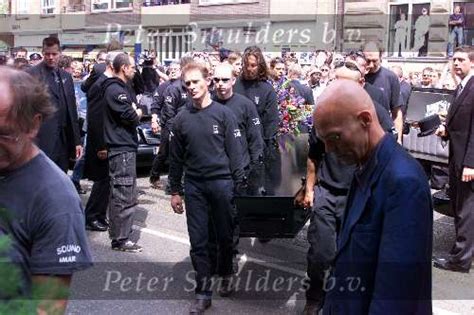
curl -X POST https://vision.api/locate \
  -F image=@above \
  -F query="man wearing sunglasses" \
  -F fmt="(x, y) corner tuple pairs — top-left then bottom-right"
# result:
(169, 62), (246, 314)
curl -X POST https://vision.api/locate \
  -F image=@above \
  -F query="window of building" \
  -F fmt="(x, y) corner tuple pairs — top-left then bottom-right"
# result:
(91, 0), (132, 12)
(16, 0), (28, 14)
(388, 2), (430, 57)
(41, 0), (56, 14)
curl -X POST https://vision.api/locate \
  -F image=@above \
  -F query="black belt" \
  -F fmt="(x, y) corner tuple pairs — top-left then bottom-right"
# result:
(319, 181), (349, 196)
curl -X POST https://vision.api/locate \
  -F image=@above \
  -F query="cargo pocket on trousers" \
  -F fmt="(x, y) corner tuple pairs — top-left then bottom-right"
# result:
(111, 176), (137, 207)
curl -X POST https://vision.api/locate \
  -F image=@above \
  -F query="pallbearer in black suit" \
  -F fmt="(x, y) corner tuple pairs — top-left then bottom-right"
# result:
(26, 37), (82, 172)
(434, 46), (474, 273)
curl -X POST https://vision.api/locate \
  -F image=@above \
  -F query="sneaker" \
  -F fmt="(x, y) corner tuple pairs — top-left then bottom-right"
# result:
(111, 240), (142, 253)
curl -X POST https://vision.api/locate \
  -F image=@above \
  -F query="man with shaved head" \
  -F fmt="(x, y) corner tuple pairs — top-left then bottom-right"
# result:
(296, 67), (395, 313)
(313, 81), (432, 314)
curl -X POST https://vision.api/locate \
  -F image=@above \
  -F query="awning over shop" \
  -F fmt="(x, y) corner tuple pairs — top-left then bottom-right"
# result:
(62, 48), (84, 59)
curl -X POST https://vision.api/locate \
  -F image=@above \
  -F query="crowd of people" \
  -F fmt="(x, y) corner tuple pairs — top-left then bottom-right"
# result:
(0, 34), (473, 315)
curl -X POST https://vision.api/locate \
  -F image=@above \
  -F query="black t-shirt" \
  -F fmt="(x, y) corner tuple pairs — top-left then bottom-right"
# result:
(365, 66), (402, 112)
(169, 101), (246, 193)
(0, 152), (93, 276)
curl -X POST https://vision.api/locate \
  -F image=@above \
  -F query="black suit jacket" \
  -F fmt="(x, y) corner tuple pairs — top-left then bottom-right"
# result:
(446, 76), (474, 175)
(27, 62), (81, 161)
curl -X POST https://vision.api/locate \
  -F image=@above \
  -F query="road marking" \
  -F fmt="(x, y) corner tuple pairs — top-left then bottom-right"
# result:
(432, 306), (460, 315)
(135, 226), (305, 277)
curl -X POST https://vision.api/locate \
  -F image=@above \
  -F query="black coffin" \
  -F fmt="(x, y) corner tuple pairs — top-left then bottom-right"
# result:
(235, 196), (310, 238)
(236, 133), (311, 238)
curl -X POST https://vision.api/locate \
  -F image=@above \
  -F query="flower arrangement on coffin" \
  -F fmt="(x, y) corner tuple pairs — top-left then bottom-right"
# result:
(276, 80), (313, 137)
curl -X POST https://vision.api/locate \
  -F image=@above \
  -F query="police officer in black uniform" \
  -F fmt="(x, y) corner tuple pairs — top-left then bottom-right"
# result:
(169, 62), (245, 314)
(103, 53), (143, 253)
(234, 46), (280, 195)
(149, 57), (194, 189)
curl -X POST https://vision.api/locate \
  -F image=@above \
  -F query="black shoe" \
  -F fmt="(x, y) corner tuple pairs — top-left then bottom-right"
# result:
(111, 240), (143, 253)
(189, 298), (211, 315)
(433, 257), (470, 273)
(86, 220), (108, 232)
(217, 277), (234, 297)
(73, 181), (86, 194)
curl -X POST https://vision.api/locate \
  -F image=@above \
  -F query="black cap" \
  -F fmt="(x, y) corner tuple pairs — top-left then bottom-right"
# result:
(417, 114), (441, 137)
(29, 53), (42, 61)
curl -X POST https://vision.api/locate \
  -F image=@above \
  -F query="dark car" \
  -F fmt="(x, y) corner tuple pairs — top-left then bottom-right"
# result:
(74, 80), (160, 169)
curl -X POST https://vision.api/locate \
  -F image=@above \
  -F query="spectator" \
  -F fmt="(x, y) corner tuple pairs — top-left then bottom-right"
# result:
(13, 47), (28, 59)
(447, 5), (465, 58)
(227, 51), (242, 77)
(287, 63), (314, 105)
(13, 57), (29, 70)
(391, 65), (412, 119)
(29, 53), (43, 66)
(419, 67), (435, 88)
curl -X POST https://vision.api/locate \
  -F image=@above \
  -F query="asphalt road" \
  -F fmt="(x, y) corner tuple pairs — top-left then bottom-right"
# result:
(66, 173), (474, 315)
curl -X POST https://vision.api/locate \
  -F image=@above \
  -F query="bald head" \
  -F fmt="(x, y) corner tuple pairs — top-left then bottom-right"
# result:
(314, 80), (385, 165)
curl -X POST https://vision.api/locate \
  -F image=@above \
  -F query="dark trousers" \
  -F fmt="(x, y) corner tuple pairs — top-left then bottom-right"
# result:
(150, 128), (170, 178)
(184, 177), (235, 296)
(449, 167), (474, 269)
(108, 151), (138, 242)
(306, 184), (347, 303)
(85, 177), (110, 223)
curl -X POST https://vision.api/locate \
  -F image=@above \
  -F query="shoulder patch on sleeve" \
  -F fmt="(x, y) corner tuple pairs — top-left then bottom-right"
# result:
(117, 94), (128, 102)
(165, 96), (173, 103)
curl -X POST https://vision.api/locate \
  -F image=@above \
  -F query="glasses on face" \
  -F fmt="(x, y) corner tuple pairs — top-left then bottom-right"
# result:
(213, 77), (231, 83)
(321, 68), (329, 72)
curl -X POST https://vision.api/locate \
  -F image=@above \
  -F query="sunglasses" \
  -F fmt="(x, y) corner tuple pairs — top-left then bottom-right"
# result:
(213, 77), (231, 83)
(334, 61), (362, 75)
(347, 50), (367, 62)
(321, 68), (329, 72)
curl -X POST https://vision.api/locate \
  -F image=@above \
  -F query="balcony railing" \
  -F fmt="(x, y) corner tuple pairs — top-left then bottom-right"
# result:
(142, 0), (190, 6)
(62, 4), (86, 13)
